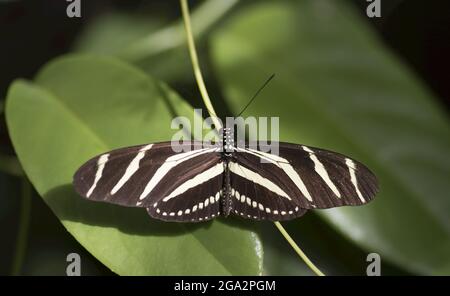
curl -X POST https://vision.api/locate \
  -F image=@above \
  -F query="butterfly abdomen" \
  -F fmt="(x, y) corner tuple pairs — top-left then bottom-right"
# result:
(221, 160), (232, 217)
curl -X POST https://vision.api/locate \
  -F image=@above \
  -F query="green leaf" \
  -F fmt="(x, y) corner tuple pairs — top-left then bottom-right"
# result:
(72, 0), (238, 85)
(5, 55), (262, 275)
(261, 214), (411, 276)
(72, 10), (193, 86)
(212, 0), (450, 275)
(73, 12), (164, 56)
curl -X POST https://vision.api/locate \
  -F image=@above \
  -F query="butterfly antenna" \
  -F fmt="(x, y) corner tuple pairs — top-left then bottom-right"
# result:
(236, 73), (275, 117)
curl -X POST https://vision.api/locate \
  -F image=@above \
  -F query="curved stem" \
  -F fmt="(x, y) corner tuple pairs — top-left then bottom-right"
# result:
(274, 222), (325, 276)
(180, 0), (222, 131)
(11, 178), (32, 275)
(122, 0), (237, 62)
(179, 0), (324, 276)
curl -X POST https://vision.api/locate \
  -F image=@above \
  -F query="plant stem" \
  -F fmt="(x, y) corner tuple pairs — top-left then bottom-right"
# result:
(180, 0), (222, 131)
(122, 0), (238, 62)
(274, 222), (325, 276)
(179, 0), (325, 276)
(11, 178), (32, 275)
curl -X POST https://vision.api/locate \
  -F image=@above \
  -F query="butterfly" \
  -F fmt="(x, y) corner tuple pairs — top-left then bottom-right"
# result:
(73, 127), (378, 222)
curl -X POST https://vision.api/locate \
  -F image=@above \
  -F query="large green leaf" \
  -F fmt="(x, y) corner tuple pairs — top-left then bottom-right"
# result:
(212, 0), (450, 275)
(73, 1), (238, 84)
(73, 12), (164, 56)
(5, 55), (262, 275)
(73, 11), (191, 84)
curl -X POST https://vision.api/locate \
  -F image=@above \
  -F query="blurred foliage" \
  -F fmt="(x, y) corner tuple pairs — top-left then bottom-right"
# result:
(211, 0), (450, 275)
(6, 56), (262, 275)
(1, 0), (449, 275)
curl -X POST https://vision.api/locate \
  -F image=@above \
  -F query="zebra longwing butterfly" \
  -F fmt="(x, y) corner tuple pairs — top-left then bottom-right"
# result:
(73, 128), (378, 222)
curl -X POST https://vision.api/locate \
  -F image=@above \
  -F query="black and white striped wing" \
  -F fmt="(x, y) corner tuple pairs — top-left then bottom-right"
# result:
(229, 161), (308, 221)
(146, 168), (223, 222)
(73, 142), (223, 222)
(232, 142), (378, 213)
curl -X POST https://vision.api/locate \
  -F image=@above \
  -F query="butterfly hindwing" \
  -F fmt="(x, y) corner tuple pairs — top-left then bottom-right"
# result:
(146, 171), (223, 222)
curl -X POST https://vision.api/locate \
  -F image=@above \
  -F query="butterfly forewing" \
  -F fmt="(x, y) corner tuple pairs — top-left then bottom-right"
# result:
(233, 142), (378, 210)
(73, 141), (223, 217)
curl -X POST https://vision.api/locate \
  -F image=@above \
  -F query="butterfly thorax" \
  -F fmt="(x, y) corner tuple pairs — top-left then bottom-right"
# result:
(220, 127), (234, 216)
(221, 127), (235, 155)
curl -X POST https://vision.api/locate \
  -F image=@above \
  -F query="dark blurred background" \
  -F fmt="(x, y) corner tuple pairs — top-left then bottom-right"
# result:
(0, 0), (449, 275)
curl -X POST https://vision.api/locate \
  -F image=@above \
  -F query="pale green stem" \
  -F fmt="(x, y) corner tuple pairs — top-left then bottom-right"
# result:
(11, 178), (32, 275)
(180, 0), (222, 130)
(274, 222), (325, 276)
(121, 0), (238, 62)
(179, 0), (325, 276)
